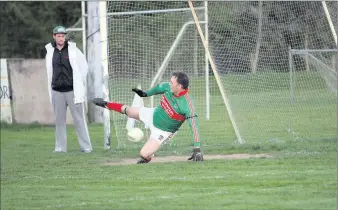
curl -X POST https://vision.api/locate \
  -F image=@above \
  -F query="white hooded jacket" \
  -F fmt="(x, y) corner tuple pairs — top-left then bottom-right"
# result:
(45, 41), (88, 104)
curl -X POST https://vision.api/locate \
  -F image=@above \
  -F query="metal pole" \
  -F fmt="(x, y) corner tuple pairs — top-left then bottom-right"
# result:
(289, 45), (294, 104)
(204, 1), (210, 120)
(81, 1), (86, 58)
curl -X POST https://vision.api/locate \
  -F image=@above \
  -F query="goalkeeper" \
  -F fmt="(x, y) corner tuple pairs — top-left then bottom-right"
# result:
(92, 71), (203, 164)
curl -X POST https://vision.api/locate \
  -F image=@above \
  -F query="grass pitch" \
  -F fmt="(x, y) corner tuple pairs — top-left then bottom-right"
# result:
(1, 71), (337, 209)
(1, 123), (336, 210)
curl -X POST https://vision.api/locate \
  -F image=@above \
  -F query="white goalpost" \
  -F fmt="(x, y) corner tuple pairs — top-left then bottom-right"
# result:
(99, 1), (112, 150)
(289, 48), (338, 103)
(289, 0), (337, 103)
(99, 1), (232, 149)
(97, 1), (337, 150)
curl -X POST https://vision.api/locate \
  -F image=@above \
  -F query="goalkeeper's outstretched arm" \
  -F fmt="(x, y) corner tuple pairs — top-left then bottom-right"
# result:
(184, 95), (201, 148)
(185, 94), (203, 161)
(132, 82), (169, 97)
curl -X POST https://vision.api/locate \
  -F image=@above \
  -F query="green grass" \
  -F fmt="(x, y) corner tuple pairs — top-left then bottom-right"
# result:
(1, 123), (337, 210)
(1, 71), (336, 209)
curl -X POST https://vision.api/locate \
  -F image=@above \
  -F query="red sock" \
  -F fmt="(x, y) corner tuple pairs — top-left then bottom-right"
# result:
(106, 102), (124, 113)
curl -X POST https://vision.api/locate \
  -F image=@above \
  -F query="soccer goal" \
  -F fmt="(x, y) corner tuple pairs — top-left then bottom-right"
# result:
(289, 49), (337, 98)
(99, 1), (337, 151)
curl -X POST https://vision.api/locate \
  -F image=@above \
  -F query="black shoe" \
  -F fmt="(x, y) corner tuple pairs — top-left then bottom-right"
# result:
(92, 98), (108, 108)
(137, 158), (151, 164)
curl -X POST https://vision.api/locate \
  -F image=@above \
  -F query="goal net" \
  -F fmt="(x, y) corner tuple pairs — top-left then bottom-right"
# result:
(103, 1), (337, 152)
(291, 49), (337, 94)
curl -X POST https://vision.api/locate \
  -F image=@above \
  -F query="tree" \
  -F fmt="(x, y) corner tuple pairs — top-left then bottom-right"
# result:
(0, 1), (81, 58)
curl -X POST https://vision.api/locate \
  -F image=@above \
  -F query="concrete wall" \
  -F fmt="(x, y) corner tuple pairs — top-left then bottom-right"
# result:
(8, 59), (74, 124)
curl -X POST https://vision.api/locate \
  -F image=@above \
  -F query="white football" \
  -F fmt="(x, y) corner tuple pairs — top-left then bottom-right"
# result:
(127, 127), (144, 142)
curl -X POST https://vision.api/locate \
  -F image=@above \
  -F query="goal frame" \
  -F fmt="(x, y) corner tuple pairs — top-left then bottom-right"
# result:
(288, 0), (337, 104)
(289, 48), (338, 103)
(98, 1), (244, 149)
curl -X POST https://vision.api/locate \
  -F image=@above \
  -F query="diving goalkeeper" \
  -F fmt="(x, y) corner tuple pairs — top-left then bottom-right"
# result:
(92, 71), (203, 164)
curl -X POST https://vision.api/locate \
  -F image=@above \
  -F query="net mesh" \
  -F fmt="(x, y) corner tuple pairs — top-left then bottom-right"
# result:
(105, 1), (337, 153)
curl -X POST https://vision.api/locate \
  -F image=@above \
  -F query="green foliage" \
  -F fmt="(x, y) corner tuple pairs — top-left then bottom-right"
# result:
(207, 1), (336, 73)
(0, 1), (81, 58)
(0, 1), (336, 69)
(106, 1), (336, 76)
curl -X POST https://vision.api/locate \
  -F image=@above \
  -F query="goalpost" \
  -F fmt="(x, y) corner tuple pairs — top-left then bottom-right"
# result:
(98, 1), (337, 150)
(288, 1), (337, 103)
(289, 48), (337, 104)
(99, 1), (242, 149)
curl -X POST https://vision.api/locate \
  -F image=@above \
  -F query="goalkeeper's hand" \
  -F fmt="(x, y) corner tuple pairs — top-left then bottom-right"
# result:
(132, 88), (147, 97)
(92, 98), (108, 108)
(188, 148), (204, 162)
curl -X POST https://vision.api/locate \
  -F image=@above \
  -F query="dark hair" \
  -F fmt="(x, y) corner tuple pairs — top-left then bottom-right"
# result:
(171, 71), (189, 89)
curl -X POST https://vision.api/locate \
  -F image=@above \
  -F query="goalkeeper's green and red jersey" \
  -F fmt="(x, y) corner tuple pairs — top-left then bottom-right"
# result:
(146, 82), (200, 147)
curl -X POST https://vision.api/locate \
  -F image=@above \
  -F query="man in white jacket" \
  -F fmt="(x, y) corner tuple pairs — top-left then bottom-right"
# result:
(45, 25), (92, 153)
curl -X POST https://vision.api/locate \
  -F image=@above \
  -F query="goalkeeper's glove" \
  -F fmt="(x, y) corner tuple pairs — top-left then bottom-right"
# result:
(188, 148), (204, 162)
(132, 88), (147, 97)
(92, 98), (108, 108)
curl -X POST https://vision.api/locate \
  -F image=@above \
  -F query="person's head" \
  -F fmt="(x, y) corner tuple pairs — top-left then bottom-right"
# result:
(53, 26), (67, 46)
(169, 71), (189, 95)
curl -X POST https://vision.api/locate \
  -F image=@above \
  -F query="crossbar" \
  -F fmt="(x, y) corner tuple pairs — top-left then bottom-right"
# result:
(291, 49), (338, 54)
(107, 7), (205, 16)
